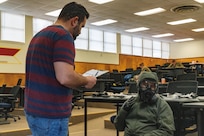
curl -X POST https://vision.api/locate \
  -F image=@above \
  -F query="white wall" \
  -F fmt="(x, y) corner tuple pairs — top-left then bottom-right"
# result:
(170, 40), (204, 59)
(75, 50), (119, 64)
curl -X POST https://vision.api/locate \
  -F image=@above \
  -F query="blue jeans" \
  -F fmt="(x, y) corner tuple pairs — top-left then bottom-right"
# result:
(25, 112), (69, 136)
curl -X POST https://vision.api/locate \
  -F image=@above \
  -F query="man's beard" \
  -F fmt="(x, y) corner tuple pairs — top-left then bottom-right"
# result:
(73, 24), (80, 40)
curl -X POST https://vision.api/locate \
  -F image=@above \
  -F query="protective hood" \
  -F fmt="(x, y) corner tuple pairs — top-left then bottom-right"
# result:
(138, 71), (158, 84)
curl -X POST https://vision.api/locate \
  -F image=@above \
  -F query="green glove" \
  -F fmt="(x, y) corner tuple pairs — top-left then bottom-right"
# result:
(123, 97), (136, 111)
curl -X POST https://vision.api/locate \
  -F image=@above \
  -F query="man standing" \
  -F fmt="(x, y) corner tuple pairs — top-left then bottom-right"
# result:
(25, 2), (96, 136)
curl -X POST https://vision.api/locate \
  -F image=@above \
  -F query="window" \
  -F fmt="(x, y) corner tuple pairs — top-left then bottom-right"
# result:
(162, 42), (169, 59)
(121, 34), (132, 55)
(33, 18), (53, 36)
(133, 37), (142, 56)
(104, 32), (116, 53)
(1, 12), (25, 42)
(143, 39), (152, 57)
(89, 29), (103, 51)
(75, 27), (88, 50)
(153, 41), (161, 58)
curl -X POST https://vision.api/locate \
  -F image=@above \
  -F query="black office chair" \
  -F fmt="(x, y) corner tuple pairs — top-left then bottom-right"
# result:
(0, 84), (7, 94)
(166, 80), (198, 136)
(109, 72), (126, 94)
(176, 73), (197, 81)
(166, 80), (198, 94)
(0, 85), (21, 122)
(127, 81), (138, 94)
(72, 89), (84, 109)
(16, 78), (22, 86)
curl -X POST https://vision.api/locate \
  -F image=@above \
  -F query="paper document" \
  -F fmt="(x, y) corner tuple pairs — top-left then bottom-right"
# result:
(82, 69), (109, 77)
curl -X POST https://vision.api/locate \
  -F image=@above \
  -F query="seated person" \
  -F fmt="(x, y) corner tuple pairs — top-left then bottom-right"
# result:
(167, 59), (185, 68)
(131, 63), (151, 82)
(139, 62), (151, 72)
(111, 71), (175, 136)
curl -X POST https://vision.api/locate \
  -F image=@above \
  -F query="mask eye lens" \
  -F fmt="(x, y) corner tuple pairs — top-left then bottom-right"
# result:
(140, 80), (157, 90)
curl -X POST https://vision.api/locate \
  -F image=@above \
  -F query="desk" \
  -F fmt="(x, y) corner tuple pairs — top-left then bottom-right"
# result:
(0, 94), (14, 97)
(84, 95), (127, 136)
(162, 96), (199, 136)
(183, 102), (204, 136)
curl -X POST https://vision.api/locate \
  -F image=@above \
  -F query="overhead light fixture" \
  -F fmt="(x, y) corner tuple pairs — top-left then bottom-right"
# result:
(88, 0), (114, 4)
(91, 19), (117, 26)
(152, 33), (174, 38)
(192, 28), (204, 32)
(167, 18), (196, 25)
(125, 27), (150, 32)
(134, 7), (166, 16)
(194, 0), (204, 3)
(0, 0), (7, 4)
(174, 38), (194, 42)
(45, 9), (61, 17)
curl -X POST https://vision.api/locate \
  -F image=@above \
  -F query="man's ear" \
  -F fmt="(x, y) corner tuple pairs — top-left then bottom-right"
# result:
(71, 17), (79, 27)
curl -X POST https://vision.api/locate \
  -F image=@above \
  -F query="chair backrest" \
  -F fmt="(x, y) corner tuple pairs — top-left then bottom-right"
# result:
(128, 82), (138, 93)
(166, 80), (198, 94)
(0, 84), (6, 93)
(176, 73), (197, 81)
(16, 79), (22, 86)
(9, 85), (21, 97)
(110, 72), (125, 84)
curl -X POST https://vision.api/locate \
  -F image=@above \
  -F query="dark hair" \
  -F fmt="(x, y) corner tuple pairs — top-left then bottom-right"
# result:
(139, 63), (144, 67)
(58, 2), (89, 24)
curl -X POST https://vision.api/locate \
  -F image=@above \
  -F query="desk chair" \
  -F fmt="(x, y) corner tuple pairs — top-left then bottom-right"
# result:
(16, 78), (22, 86)
(166, 80), (198, 136)
(109, 72), (126, 94)
(127, 81), (138, 94)
(0, 84), (6, 94)
(72, 89), (84, 109)
(166, 80), (198, 94)
(1, 85), (21, 122)
(176, 73), (197, 81)
(0, 102), (11, 120)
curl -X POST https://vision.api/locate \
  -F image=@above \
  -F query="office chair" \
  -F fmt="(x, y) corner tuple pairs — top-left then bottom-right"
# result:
(176, 73), (197, 81)
(72, 89), (84, 109)
(1, 85), (21, 122)
(127, 81), (138, 94)
(16, 78), (22, 86)
(166, 80), (198, 94)
(109, 72), (126, 94)
(0, 84), (7, 94)
(166, 80), (198, 136)
(0, 102), (11, 120)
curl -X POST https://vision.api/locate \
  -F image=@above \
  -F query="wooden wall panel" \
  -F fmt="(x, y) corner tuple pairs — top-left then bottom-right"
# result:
(1, 55), (203, 86)
(0, 73), (25, 86)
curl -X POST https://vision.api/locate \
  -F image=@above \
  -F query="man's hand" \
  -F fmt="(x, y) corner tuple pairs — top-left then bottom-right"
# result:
(123, 97), (136, 111)
(84, 76), (97, 89)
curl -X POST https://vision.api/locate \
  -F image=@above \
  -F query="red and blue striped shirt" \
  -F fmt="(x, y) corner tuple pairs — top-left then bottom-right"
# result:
(25, 25), (75, 118)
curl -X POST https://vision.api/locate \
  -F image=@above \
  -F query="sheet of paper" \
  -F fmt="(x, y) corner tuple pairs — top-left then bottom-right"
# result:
(82, 69), (109, 77)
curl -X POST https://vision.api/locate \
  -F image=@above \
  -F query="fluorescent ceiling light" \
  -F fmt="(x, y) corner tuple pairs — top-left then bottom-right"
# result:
(167, 18), (196, 25)
(45, 9), (61, 17)
(194, 0), (204, 3)
(91, 19), (117, 26)
(174, 38), (194, 42)
(152, 33), (174, 38)
(192, 28), (204, 32)
(134, 8), (166, 16)
(0, 0), (7, 4)
(125, 27), (150, 32)
(88, 0), (114, 4)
